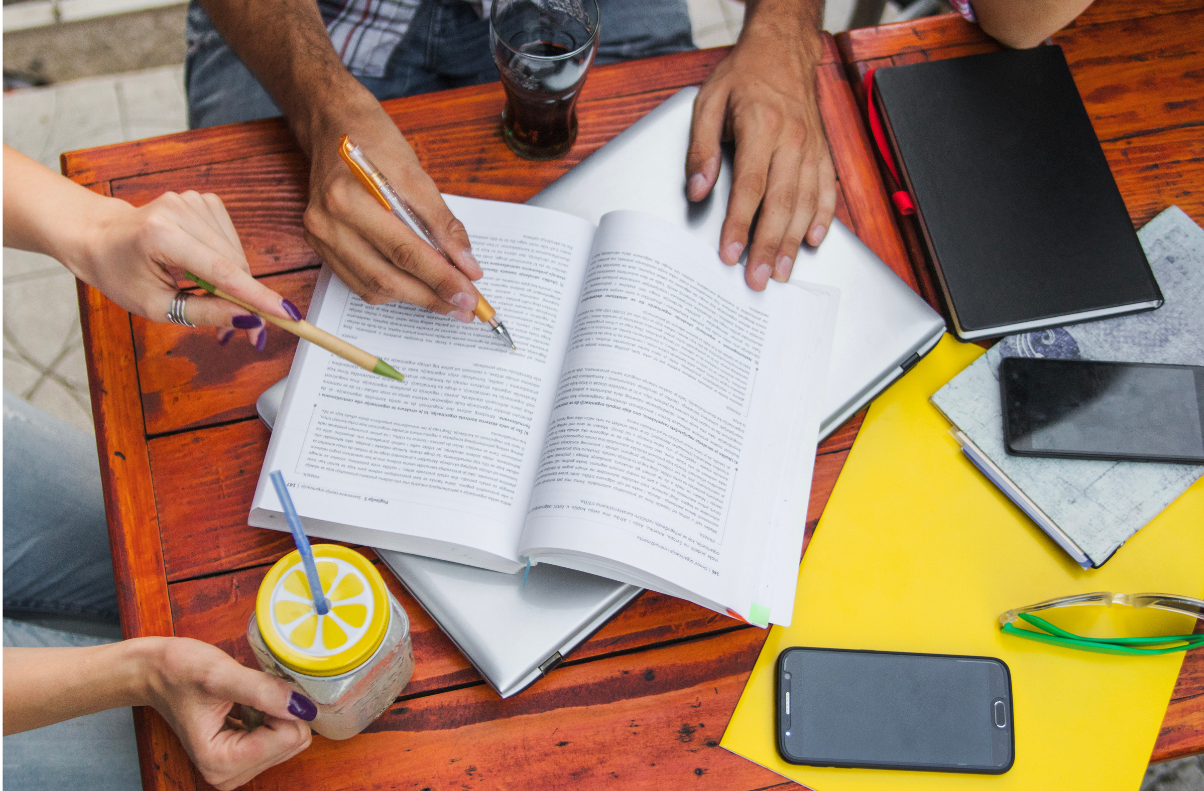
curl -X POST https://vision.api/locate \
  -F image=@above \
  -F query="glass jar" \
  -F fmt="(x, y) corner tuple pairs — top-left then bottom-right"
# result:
(247, 545), (414, 740)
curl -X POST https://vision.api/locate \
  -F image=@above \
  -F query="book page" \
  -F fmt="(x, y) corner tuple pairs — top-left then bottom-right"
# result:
(520, 211), (837, 622)
(249, 196), (597, 573)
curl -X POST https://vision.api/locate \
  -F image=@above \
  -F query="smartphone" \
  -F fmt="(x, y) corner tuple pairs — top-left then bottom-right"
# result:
(776, 647), (1014, 773)
(1000, 357), (1204, 463)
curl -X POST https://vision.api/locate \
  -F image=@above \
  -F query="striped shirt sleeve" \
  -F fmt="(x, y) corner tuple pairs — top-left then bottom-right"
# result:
(321, 0), (424, 79)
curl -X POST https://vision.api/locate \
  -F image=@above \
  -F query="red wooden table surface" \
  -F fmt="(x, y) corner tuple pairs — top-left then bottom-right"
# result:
(65, 7), (1200, 788)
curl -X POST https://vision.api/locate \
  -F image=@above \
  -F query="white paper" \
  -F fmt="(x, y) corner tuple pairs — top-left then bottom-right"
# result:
(520, 211), (838, 625)
(250, 196), (597, 573)
(252, 202), (838, 622)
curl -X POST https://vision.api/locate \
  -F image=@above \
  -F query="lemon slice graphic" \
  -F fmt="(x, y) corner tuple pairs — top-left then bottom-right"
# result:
(256, 545), (390, 677)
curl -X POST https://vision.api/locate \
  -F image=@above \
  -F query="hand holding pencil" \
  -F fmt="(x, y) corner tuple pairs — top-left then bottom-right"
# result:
(186, 271), (404, 382)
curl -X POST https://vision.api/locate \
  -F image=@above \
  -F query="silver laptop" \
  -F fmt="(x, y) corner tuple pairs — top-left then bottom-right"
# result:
(256, 87), (943, 698)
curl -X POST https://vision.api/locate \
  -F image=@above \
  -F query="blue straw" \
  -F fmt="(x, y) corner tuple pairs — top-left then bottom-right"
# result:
(270, 471), (329, 615)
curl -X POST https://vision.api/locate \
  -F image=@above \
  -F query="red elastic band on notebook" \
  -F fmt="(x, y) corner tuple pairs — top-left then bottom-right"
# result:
(864, 67), (916, 216)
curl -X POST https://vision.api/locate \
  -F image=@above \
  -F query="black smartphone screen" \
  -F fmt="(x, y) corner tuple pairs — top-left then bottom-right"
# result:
(776, 647), (1013, 773)
(1000, 357), (1204, 463)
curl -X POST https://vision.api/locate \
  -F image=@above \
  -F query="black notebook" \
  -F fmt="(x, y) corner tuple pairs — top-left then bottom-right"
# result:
(873, 46), (1162, 340)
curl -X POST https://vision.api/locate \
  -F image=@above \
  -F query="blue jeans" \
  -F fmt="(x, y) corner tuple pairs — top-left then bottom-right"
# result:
(2, 621), (141, 790)
(185, 0), (694, 128)
(3, 392), (139, 789)
(3, 391), (118, 622)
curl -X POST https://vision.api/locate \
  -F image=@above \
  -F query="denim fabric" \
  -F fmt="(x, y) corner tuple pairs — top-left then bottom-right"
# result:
(185, 0), (694, 128)
(3, 620), (141, 791)
(3, 391), (119, 623)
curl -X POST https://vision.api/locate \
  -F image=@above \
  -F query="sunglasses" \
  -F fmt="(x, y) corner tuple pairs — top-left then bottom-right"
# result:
(999, 592), (1204, 655)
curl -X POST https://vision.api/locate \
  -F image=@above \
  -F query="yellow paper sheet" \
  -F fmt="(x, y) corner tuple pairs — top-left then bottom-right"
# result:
(722, 335), (1204, 791)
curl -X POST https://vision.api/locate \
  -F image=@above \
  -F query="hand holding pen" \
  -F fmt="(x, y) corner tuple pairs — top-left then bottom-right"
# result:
(297, 108), (488, 317)
(338, 136), (516, 349)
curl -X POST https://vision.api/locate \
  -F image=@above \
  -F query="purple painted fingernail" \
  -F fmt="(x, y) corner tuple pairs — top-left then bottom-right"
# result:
(217, 329), (235, 346)
(288, 691), (317, 722)
(232, 314), (262, 330)
(255, 327), (267, 351)
(282, 299), (303, 321)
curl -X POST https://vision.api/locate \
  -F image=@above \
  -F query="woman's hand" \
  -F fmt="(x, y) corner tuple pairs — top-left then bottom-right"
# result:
(5, 637), (315, 791)
(144, 638), (315, 791)
(3, 144), (299, 348)
(74, 190), (304, 348)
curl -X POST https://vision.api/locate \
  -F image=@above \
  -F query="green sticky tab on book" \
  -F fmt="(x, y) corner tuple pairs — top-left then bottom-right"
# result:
(749, 603), (770, 627)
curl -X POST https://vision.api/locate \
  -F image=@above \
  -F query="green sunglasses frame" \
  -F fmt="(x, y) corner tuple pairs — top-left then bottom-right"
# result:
(999, 592), (1204, 656)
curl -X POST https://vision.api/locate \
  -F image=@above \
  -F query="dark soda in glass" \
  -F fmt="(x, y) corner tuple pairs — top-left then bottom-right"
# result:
(491, 0), (600, 160)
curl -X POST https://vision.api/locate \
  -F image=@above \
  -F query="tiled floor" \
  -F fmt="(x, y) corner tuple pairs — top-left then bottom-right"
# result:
(3, 65), (188, 433)
(1144, 756), (1204, 791)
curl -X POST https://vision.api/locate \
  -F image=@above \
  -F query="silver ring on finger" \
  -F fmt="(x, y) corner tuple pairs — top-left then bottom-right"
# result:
(166, 291), (196, 327)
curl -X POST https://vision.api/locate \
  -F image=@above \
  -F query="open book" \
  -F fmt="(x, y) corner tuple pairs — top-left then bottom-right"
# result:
(250, 197), (838, 626)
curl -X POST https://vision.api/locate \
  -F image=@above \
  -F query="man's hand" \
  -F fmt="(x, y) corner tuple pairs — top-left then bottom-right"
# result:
(687, 0), (835, 291)
(145, 638), (315, 791)
(196, 0), (484, 319)
(301, 93), (485, 317)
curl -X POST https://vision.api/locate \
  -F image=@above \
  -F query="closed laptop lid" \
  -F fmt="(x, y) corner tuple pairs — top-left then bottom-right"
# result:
(530, 86), (945, 437)
(375, 550), (638, 698)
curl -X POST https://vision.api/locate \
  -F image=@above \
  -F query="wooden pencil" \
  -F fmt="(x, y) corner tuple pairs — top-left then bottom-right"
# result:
(185, 271), (404, 382)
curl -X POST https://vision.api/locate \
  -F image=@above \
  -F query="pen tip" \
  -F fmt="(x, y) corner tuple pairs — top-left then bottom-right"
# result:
(373, 359), (405, 382)
(494, 322), (517, 351)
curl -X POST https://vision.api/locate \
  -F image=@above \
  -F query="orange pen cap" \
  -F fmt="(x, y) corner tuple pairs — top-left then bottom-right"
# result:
(339, 135), (392, 212)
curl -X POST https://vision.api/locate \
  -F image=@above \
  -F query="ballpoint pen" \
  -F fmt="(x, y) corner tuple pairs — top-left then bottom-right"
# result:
(338, 134), (517, 350)
(185, 271), (405, 382)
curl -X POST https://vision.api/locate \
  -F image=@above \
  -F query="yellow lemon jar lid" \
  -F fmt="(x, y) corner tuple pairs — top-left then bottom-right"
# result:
(256, 545), (390, 677)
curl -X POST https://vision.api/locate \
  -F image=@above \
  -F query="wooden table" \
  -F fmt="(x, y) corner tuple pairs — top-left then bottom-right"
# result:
(65, 3), (1201, 787)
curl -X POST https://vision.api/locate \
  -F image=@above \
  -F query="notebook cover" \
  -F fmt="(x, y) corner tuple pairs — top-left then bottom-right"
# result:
(873, 46), (1162, 338)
